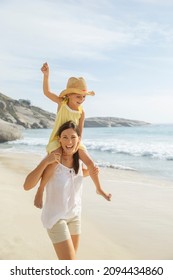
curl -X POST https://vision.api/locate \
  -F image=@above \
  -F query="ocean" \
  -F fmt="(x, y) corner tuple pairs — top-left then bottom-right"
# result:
(1, 124), (173, 181)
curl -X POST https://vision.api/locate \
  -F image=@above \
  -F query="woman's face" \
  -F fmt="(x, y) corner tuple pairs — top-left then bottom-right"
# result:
(59, 128), (80, 155)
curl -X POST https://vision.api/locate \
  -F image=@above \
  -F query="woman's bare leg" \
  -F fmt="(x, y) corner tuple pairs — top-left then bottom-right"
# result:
(53, 238), (76, 260)
(52, 234), (80, 260)
(71, 234), (80, 253)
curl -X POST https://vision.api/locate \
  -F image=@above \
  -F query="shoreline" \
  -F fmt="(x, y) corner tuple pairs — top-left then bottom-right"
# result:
(0, 152), (173, 260)
(1, 146), (172, 183)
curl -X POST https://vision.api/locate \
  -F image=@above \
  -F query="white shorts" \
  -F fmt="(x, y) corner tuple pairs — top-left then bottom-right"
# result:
(47, 216), (81, 244)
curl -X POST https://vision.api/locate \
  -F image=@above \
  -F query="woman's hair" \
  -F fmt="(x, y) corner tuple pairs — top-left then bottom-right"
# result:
(57, 121), (80, 174)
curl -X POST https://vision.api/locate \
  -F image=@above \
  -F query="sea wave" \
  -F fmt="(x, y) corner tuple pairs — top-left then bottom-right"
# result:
(84, 140), (173, 161)
(95, 160), (136, 171)
(2, 135), (173, 161)
(9, 137), (47, 146)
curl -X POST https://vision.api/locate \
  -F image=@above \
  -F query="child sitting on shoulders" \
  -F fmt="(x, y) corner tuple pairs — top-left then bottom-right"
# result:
(34, 62), (111, 208)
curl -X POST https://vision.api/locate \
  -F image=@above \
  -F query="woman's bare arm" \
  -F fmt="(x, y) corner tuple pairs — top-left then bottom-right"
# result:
(23, 153), (60, 190)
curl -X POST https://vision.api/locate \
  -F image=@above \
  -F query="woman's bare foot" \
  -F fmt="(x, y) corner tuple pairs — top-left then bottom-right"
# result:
(96, 189), (112, 201)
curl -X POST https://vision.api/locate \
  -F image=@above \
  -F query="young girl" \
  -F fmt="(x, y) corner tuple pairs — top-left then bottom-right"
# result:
(34, 63), (111, 207)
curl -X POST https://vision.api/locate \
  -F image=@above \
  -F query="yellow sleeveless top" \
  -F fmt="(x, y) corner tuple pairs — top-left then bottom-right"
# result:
(46, 100), (86, 153)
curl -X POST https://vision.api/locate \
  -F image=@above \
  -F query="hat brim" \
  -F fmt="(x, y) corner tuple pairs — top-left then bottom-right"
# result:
(59, 88), (95, 97)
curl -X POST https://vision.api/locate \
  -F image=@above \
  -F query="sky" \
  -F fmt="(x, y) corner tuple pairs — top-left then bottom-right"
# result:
(0, 0), (173, 124)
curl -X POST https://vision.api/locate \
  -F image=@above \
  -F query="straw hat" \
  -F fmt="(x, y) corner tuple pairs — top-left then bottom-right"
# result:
(59, 77), (95, 97)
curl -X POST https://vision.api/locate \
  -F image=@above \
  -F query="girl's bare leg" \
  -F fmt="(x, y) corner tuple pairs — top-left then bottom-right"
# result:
(79, 150), (111, 201)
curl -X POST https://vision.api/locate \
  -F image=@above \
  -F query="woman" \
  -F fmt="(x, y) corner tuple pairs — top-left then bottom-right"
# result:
(23, 121), (94, 260)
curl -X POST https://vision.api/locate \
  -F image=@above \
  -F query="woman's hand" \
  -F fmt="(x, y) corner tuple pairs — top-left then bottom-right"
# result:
(83, 165), (99, 177)
(34, 187), (44, 209)
(23, 152), (61, 191)
(45, 152), (61, 165)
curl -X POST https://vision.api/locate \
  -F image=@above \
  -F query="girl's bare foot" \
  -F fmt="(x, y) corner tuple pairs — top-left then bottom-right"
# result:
(96, 189), (112, 201)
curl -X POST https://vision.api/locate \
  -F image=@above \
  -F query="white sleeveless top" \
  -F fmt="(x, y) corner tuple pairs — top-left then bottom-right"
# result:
(41, 161), (83, 229)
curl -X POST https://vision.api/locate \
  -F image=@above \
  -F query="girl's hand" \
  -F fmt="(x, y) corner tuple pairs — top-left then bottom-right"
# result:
(90, 91), (95, 96)
(41, 62), (49, 76)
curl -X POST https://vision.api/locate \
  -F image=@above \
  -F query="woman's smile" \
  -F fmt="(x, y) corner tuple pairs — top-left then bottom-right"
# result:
(59, 128), (80, 154)
(65, 144), (75, 151)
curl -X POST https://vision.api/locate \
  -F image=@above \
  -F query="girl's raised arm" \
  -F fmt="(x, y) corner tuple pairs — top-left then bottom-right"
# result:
(41, 62), (63, 105)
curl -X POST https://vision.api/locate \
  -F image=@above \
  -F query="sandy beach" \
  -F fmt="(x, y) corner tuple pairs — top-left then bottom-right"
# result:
(0, 152), (173, 260)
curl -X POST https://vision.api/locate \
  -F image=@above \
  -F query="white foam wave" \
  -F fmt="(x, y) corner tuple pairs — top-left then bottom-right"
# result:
(9, 137), (47, 146)
(96, 160), (136, 171)
(3, 133), (173, 162)
(84, 140), (173, 161)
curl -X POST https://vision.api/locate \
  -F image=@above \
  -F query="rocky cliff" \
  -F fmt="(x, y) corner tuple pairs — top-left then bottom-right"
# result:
(84, 117), (149, 127)
(0, 92), (149, 142)
(0, 92), (55, 129)
(0, 92), (56, 142)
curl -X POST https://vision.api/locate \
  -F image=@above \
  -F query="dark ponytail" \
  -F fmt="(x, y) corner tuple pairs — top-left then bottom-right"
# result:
(73, 151), (79, 174)
(57, 121), (80, 174)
